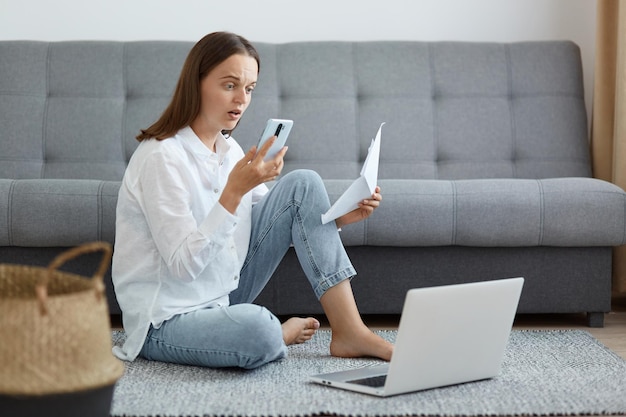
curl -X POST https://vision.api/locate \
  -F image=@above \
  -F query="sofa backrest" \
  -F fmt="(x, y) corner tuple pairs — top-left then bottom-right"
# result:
(0, 40), (590, 181)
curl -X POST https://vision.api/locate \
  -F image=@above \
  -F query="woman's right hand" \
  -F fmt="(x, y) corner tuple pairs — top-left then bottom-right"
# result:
(219, 136), (287, 214)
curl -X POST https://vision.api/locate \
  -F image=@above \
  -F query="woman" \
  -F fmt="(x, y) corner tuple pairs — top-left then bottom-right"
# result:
(112, 31), (393, 369)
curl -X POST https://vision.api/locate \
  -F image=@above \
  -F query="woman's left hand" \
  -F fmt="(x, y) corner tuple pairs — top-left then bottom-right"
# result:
(335, 186), (382, 229)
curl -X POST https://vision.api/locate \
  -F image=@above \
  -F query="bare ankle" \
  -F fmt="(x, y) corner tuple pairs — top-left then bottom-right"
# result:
(329, 328), (394, 361)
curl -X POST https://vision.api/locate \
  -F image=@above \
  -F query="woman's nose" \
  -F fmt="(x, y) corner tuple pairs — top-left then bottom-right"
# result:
(235, 88), (248, 104)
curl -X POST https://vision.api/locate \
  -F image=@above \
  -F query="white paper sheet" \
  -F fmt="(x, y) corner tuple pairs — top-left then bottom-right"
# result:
(321, 122), (384, 224)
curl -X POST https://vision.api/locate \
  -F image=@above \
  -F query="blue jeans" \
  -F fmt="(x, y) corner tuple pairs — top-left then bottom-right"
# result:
(139, 170), (356, 369)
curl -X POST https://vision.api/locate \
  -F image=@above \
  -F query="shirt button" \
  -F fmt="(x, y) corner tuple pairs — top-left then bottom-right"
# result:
(233, 275), (239, 281)
(213, 188), (219, 193)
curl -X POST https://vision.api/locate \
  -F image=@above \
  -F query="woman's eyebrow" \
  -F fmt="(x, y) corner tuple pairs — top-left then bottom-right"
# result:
(220, 74), (257, 84)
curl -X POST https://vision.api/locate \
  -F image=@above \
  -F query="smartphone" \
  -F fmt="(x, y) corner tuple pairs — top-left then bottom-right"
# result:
(257, 118), (293, 161)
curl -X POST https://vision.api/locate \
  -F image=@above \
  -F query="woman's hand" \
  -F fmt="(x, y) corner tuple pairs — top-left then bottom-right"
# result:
(219, 137), (286, 214)
(335, 186), (382, 229)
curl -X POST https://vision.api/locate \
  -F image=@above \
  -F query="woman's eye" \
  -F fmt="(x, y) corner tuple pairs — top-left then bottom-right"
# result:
(246, 86), (255, 94)
(225, 83), (235, 90)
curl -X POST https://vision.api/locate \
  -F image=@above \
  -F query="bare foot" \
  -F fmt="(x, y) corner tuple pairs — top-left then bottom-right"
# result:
(329, 325), (394, 361)
(282, 317), (320, 345)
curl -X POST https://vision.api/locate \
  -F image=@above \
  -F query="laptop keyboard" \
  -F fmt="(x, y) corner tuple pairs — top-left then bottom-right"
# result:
(347, 374), (387, 388)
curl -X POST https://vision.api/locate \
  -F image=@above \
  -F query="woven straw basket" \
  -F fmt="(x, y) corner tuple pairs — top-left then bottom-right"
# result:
(0, 242), (124, 396)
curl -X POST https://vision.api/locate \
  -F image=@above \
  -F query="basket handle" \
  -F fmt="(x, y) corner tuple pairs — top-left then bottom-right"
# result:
(36, 241), (113, 316)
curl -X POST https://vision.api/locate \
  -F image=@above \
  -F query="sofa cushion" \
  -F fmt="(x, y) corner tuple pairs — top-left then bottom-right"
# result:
(1, 40), (590, 183)
(0, 179), (118, 246)
(3, 177), (623, 249)
(331, 178), (626, 247)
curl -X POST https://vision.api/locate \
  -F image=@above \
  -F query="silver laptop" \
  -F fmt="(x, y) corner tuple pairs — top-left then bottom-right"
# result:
(310, 277), (524, 397)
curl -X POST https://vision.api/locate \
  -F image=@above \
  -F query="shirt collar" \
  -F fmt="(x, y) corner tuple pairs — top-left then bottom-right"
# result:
(177, 126), (231, 160)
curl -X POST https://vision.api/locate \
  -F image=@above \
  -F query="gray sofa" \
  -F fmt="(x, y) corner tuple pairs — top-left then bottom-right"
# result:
(1, 39), (625, 327)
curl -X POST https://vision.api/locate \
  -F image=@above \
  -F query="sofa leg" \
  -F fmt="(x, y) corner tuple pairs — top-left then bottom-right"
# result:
(586, 312), (604, 328)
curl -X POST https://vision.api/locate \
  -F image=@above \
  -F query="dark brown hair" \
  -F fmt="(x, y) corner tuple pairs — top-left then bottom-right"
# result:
(136, 32), (260, 141)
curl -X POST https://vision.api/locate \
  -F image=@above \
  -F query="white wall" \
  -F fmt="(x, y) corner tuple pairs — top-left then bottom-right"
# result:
(1, 0), (597, 123)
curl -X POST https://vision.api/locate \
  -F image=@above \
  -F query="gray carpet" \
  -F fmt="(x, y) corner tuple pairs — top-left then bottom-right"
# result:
(110, 329), (626, 417)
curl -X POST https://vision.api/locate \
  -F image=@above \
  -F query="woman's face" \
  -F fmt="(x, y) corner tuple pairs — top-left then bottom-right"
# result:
(195, 53), (258, 137)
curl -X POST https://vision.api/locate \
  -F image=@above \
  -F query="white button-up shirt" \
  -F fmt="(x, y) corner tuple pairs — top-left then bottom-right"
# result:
(112, 126), (267, 361)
